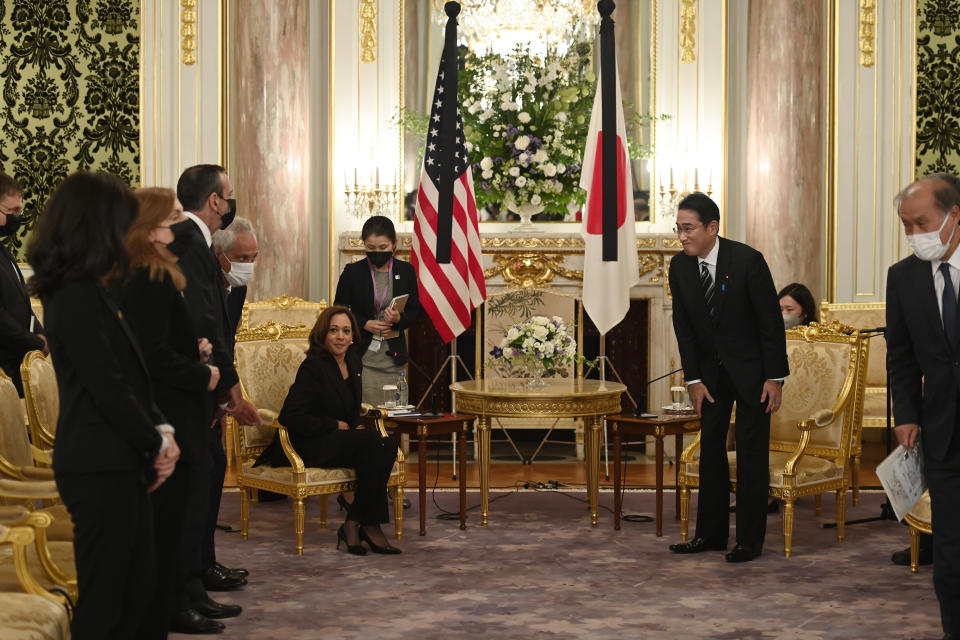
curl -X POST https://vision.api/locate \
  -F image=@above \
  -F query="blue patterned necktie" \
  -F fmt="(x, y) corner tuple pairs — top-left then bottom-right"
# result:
(700, 261), (716, 320)
(940, 262), (957, 347)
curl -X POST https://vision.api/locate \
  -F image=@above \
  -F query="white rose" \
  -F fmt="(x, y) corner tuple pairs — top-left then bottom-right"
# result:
(479, 109), (494, 122)
(556, 163), (566, 174)
(524, 84), (536, 94)
(522, 337), (534, 350)
(533, 149), (548, 163)
(518, 112), (531, 123)
(468, 102), (481, 114)
(507, 327), (520, 341)
(500, 92), (512, 103)
(509, 166), (520, 177)
(515, 176), (527, 187)
(532, 316), (549, 325)
(515, 135), (530, 151)
(543, 342), (555, 356)
(542, 163), (557, 177)
(531, 194), (542, 206)
(480, 157), (494, 171)
(465, 141), (474, 152)
(556, 112), (568, 122)
(481, 169), (493, 180)
(533, 326), (548, 339)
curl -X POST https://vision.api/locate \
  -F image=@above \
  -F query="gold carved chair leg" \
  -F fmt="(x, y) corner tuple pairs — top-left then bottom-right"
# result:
(679, 486), (690, 542)
(835, 488), (846, 543)
(393, 485), (404, 540)
(293, 497), (305, 556)
(910, 526), (920, 573)
(319, 496), (328, 529)
(782, 499), (795, 558)
(240, 488), (250, 539)
(851, 454), (861, 507)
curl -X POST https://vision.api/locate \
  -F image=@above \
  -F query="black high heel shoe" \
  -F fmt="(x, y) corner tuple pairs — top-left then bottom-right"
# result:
(337, 524), (367, 555)
(359, 527), (402, 555)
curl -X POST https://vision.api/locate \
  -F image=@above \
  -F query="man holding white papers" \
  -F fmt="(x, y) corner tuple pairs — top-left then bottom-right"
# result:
(887, 174), (960, 639)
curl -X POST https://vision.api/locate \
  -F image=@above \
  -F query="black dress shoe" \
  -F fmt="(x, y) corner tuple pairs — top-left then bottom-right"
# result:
(669, 537), (727, 554)
(170, 609), (225, 634)
(215, 561), (249, 579)
(890, 545), (933, 566)
(725, 543), (761, 563)
(202, 565), (248, 591)
(195, 597), (242, 620)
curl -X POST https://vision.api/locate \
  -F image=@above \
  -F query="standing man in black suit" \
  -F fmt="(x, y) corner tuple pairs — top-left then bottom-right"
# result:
(667, 192), (788, 563)
(887, 174), (960, 640)
(0, 172), (47, 395)
(212, 216), (259, 335)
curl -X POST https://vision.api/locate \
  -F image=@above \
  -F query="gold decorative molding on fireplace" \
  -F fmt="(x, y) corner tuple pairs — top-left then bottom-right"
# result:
(639, 254), (661, 282)
(484, 253), (583, 288)
(360, 0), (378, 64)
(858, 0), (876, 68)
(481, 236), (585, 249)
(679, 0), (697, 64)
(180, 0), (197, 65)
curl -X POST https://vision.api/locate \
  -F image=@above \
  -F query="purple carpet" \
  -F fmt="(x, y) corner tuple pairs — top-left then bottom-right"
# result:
(182, 489), (943, 639)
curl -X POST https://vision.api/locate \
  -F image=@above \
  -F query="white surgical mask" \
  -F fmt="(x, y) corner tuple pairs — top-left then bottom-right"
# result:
(907, 212), (956, 262)
(224, 261), (255, 287)
(783, 314), (802, 330)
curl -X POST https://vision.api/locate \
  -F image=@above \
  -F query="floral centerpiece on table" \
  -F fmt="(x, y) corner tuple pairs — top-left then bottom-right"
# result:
(491, 315), (577, 386)
(460, 42), (595, 221)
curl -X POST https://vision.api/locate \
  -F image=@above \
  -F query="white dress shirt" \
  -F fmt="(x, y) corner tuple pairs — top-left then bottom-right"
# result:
(184, 211), (213, 247)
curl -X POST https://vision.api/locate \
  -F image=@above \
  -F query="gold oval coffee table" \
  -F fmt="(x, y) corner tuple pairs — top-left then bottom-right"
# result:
(451, 378), (625, 527)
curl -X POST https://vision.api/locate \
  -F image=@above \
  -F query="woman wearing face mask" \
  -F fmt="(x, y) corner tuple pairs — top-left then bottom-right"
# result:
(778, 283), (819, 329)
(334, 215), (421, 405)
(255, 306), (401, 555)
(120, 188), (231, 637)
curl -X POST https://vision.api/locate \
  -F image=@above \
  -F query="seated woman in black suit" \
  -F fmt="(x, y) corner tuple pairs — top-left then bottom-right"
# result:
(27, 172), (180, 639)
(256, 305), (401, 555)
(334, 215), (420, 405)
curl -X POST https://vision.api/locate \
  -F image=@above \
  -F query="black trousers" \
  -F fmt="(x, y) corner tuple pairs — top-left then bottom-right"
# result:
(57, 471), (156, 640)
(176, 455), (213, 612)
(302, 428), (398, 525)
(925, 430), (960, 635)
(695, 367), (770, 548)
(201, 423), (227, 569)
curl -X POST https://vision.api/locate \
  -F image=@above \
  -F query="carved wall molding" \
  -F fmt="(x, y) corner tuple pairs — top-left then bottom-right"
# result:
(483, 253), (584, 287)
(359, 0), (378, 64)
(679, 0), (697, 64)
(180, 0), (197, 65)
(858, 0), (876, 68)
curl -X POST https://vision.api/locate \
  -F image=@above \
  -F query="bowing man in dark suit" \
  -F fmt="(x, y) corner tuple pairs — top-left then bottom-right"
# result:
(666, 192), (788, 563)
(26, 172), (180, 640)
(121, 187), (228, 637)
(887, 174), (960, 639)
(256, 306), (401, 555)
(0, 172), (47, 395)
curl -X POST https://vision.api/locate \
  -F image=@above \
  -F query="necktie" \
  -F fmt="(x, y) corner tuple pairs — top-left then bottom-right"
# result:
(940, 262), (957, 346)
(700, 261), (716, 320)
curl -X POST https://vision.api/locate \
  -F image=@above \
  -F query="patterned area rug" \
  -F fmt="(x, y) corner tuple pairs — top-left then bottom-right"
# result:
(187, 490), (942, 639)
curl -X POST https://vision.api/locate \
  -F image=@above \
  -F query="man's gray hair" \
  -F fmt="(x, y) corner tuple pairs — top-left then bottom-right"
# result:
(212, 216), (256, 252)
(895, 173), (960, 216)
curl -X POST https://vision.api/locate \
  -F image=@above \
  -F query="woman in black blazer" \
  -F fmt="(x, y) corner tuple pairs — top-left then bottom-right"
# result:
(256, 306), (401, 555)
(334, 215), (420, 405)
(27, 172), (180, 639)
(120, 187), (236, 637)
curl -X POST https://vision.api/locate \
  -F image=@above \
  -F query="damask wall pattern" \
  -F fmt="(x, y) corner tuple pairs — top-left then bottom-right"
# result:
(916, 0), (960, 176)
(0, 0), (140, 258)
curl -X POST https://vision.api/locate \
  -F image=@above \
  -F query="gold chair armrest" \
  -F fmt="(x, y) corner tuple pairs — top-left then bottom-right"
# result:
(360, 404), (391, 438)
(275, 424), (306, 474)
(0, 478), (60, 501)
(0, 456), (23, 480)
(679, 430), (702, 464)
(0, 522), (67, 603)
(31, 445), (52, 466)
(782, 410), (840, 475)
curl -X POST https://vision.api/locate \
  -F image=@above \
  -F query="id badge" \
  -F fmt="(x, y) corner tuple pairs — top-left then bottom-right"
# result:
(368, 335), (382, 352)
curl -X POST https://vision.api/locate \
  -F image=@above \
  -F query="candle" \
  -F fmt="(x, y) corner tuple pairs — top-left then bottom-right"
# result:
(376, 167), (380, 186)
(670, 167), (674, 186)
(694, 168), (699, 188)
(354, 168), (358, 187)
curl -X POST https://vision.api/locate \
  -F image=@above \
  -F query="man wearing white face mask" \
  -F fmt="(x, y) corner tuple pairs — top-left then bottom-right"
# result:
(212, 217), (259, 335)
(887, 173), (960, 640)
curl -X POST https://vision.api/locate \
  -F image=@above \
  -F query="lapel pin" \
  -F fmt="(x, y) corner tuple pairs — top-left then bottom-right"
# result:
(394, 274), (400, 279)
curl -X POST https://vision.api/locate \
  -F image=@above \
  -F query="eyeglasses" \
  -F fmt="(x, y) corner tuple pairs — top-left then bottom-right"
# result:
(674, 224), (702, 236)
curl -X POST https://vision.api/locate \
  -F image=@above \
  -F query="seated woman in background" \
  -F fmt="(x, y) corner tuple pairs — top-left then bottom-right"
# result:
(778, 282), (819, 329)
(255, 306), (401, 555)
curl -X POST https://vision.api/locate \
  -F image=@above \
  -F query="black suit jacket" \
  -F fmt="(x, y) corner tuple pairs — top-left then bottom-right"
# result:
(120, 268), (213, 463)
(887, 255), (960, 461)
(256, 351), (363, 467)
(669, 237), (789, 404)
(44, 279), (164, 475)
(177, 219), (239, 394)
(226, 285), (247, 338)
(0, 244), (44, 394)
(334, 258), (420, 365)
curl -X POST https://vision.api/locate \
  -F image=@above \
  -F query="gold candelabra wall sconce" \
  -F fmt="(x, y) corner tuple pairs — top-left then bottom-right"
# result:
(344, 169), (402, 224)
(657, 168), (713, 212)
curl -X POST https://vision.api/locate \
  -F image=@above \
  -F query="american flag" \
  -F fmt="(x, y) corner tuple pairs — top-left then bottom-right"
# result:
(411, 45), (486, 343)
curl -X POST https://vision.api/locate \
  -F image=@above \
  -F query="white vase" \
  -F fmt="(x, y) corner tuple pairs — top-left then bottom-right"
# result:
(505, 195), (545, 234)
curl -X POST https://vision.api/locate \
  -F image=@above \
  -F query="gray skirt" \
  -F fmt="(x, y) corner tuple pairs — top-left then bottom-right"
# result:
(361, 346), (404, 406)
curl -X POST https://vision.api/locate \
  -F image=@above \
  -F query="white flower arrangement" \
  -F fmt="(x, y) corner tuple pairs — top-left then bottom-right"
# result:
(493, 315), (577, 375)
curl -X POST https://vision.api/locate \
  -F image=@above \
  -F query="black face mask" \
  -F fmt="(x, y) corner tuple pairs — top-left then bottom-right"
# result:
(219, 197), (237, 230)
(167, 220), (196, 257)
(366, 251), (392, 268)
(0, 214), (22, 237)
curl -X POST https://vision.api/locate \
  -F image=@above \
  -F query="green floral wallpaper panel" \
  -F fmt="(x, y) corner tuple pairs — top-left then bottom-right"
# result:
(0, 0), (140, 258)
(916, 0), (960, 177)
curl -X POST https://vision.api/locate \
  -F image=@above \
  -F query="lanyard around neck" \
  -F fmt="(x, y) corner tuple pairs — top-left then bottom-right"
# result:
(369, 258), (394, 315)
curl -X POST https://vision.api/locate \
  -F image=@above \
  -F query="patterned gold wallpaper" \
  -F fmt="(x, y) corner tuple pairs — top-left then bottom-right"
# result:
(916, 0), (960, 177)
(0, 0), (140, 258)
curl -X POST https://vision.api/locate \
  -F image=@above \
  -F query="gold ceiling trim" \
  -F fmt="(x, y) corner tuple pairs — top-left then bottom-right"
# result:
(858, 0), (876, 68)
(679, 0), (697, 64)
(360, 0), (378, 63)
(180, 0), (197, 65)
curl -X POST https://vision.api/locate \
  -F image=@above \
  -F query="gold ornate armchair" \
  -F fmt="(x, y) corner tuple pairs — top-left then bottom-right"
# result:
(0, 371), (53, 482)
(232, 321), (404, 555)
(239, 295), (328, 333)
(820, 301), (885, 505)
(21, 351), (59, 452)
(678, 322), (868, 557)
(904, 490), (932, 574)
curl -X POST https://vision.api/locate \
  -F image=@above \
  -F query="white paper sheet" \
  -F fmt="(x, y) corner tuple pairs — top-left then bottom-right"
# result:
(876, 442), (927, 522)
